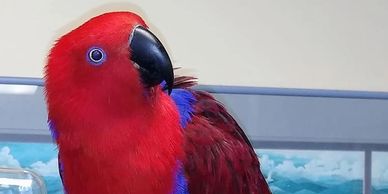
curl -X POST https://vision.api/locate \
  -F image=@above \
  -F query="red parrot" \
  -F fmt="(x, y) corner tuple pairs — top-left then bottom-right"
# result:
(44, 12), (271, 194)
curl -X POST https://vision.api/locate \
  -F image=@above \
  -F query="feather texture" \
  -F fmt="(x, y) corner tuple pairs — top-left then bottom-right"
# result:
(172, 162), (189, 194)
(48, 119), (59, 141)
(48, 119), (65, 188)
(45, 11), (270, 194)
(45, 12), (184, 194)
(170, 89), (196, 128)
(171, 76), (271, 194)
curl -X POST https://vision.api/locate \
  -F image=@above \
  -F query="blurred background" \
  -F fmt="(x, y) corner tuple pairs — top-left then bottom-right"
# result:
(0, 0), (387, 194)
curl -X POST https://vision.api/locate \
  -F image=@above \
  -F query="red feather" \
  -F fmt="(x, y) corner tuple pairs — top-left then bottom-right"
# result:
(45, 11), (270, 194)
(176, 77), (271, 194)
(45, 12), (184, 194)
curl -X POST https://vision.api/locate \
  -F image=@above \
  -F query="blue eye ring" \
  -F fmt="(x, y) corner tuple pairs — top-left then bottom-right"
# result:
(87, 47), (106, 66)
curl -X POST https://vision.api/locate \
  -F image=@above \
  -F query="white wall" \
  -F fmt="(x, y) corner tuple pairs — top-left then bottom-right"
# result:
(1, 0), (387, 91)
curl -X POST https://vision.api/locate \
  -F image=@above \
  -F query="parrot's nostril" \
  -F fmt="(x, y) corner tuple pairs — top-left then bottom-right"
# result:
(133, 62), (140, 70)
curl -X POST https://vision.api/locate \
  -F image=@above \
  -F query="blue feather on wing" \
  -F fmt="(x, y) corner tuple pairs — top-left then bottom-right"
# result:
(170, 88), (196, 128)
(167, 79), (197, 194)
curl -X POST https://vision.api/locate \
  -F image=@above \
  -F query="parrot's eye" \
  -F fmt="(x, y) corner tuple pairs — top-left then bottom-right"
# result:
(87, 47), (106, 66)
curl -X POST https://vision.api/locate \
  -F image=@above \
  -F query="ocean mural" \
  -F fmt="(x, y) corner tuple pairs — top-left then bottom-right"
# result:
(0, 142), (63, 194)
(256, 149), (366, 194)
(372, 152), (388, 194)
(1, 142), (388, 194)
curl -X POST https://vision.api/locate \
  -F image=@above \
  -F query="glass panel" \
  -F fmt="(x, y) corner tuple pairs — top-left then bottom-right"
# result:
(372, 152), (388, 194)
(255, 149), (364, 194)
(0, 142), (63, 194)
(0, 167), (47, 194)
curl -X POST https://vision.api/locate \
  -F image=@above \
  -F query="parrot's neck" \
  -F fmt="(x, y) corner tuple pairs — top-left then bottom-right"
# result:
(55, 91), (184, 194)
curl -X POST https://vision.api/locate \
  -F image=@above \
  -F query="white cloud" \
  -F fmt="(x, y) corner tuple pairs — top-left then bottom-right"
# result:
(0, 146), (20, 168)
(259, 154), (278, 183)
(268, 186), (284, 193)
(275, 160), (304, 177)
(372, 152), (388, 189)
(0, 146), (59, 178)
(259, 154), (275, 173)
(30, 158), (59, 177)
(303, 156), (363, 181)
(257, 150), (364, 182)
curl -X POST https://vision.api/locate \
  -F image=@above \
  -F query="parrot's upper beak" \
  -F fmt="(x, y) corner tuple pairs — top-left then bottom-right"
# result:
(129, 26), (174, 94)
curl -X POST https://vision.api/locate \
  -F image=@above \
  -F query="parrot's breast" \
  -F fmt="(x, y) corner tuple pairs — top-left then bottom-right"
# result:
(53, 93), (184, 194)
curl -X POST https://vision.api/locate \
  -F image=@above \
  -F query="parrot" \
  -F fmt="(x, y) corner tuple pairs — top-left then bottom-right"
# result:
(44, 11), (271, 194)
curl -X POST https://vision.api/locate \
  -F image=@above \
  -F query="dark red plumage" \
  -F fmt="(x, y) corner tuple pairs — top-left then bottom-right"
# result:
(174, 77), (271, 194)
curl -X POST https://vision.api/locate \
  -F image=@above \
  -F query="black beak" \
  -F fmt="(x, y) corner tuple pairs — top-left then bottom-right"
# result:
(129, 26), (174, 94)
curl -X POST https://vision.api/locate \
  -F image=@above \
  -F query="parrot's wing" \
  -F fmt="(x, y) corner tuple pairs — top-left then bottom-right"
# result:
(48, 119), (65, 187)
(170, 76), (271, 194)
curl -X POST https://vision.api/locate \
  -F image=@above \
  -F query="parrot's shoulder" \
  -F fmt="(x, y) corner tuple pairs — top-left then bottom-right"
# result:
(169, 76), (197, 128)
(169, 76), (271, 194)
(169, 76), (253, 148)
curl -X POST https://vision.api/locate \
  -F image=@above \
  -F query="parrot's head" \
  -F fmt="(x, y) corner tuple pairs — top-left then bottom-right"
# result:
(45, 12), (174, 116)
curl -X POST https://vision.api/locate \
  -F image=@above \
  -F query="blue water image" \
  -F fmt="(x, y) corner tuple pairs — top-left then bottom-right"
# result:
(257, 149), (388, 194)
(0, 142), (64, 194)
(1, 142), (388, 194)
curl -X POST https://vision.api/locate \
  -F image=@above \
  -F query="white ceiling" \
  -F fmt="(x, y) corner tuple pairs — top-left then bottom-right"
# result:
(1, 0), (387, 91)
